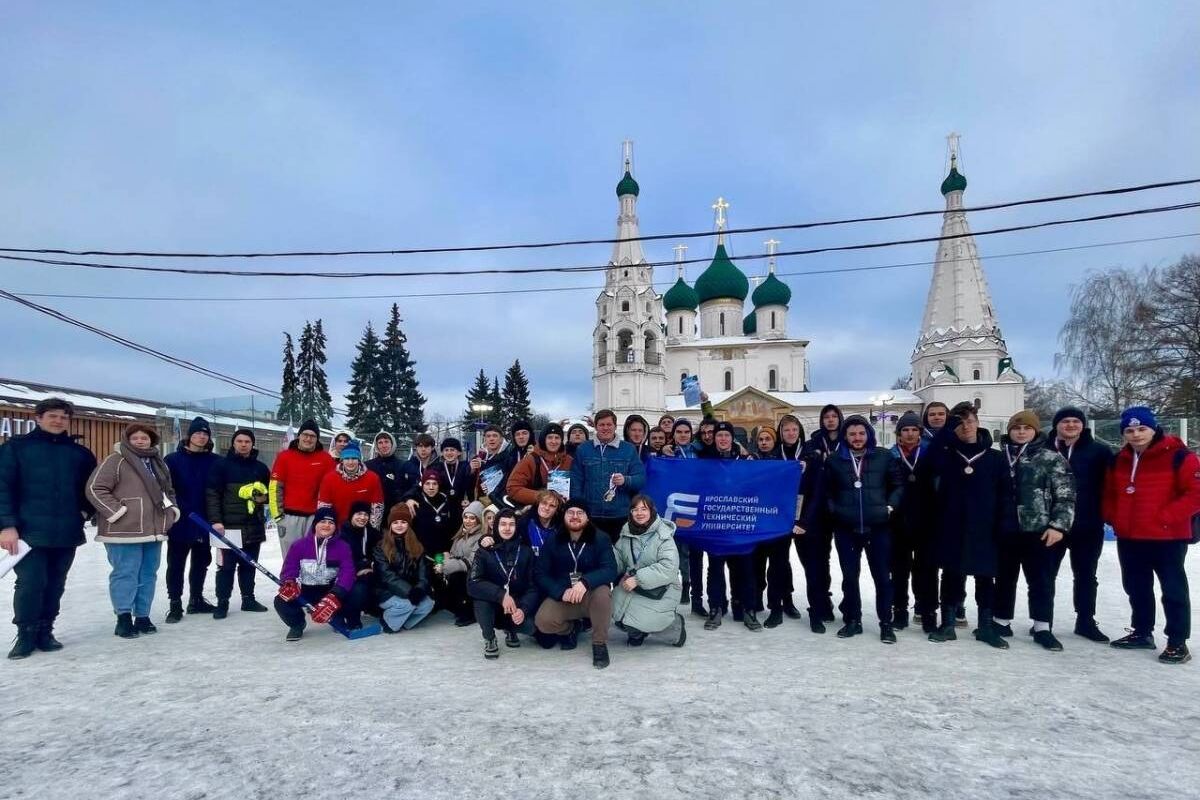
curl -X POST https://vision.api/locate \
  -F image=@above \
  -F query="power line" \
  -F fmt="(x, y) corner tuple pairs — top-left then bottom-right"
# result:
(10, 232), (1198, 303)
(1, 200), (1197, 280)
(2, 177), (1196, 259)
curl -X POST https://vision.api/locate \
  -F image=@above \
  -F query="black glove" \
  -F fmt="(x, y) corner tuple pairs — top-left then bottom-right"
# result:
(407, 586), (427, 604)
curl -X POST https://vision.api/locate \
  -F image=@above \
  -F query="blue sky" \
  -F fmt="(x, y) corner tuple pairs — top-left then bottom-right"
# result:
(1, 2), (1197, 421)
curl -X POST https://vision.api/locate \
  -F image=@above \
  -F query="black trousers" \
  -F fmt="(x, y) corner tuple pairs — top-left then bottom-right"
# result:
(995, 531), (1064, 624)
(473, 599), (533, 640)
(341, 579), (371, 627)
(834, 529), (893, 624)
(676, 540), (692, 589)
(795, 525), (834, 618)
(753, 535), (794, 612)
(1117, 539), (1191, 644)
(443, 571), (473, 620)
(11, 545), (76, 627)
(706, 554), (754, 611)
(215, 541), (261, 600)
(891, 523), (937, 617)
(274, 584), (329, 630)
(165, 539), (212, 601)
(1049, 526), (1104, 623)
(939, 571), (994, 620)
(688, 548), (705, 602)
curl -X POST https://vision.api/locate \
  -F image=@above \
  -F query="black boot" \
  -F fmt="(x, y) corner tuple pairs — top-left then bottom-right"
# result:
(134, 617), (158, 635)
(810, 616), (826, 634)
(783, 599), (803, 620)
(893, 609), (909, 630)
(880, 623), (897, 644)
(114, 613), (139, 639)
(187, 596), (217, 614)
(763, 608), (784, 628)
(836, 620), (863, 638)
(929, 604), (958, 642)
(592, 643), (610, 669)
(560, 621), (579, 650)
(7, 625), (37, 660)
(212, 600), (229, 620)
(241, 595), (268, 613)
(704, 608), (723, 631)
(743, 611), (763, 632)
(165, 600), (184, 624)
(286, 626), (304, 642)
(973, 609), (1010, 649)
(920, 613), (938, 634)
(1074, 619), (1110, 643)
(35, 621), (64, 652)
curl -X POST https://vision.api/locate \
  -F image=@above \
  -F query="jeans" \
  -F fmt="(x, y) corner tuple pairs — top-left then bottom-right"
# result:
(11, 546), (76, 627)
(104, 542), (163, 616)
(833, 529), (892, 624)
(165, 539), (212, 601)
(1117, 539), (1191, 644)
(380, 594), (436, 631)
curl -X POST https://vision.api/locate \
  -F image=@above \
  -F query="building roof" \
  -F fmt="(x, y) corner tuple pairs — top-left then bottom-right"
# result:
(665, 386), (923, 413)
(742, 312), (756, 335)
(616, 170), (640, 197)
(663, 276), (699, 312)
(695, 243), (749, 303)
(751, 272), (791, 307)
(665, 335), (809, 349)
(940, 163), (967, 195)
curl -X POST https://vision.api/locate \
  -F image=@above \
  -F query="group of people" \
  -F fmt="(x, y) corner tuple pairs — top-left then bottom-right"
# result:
(1, 395), (1197, 668)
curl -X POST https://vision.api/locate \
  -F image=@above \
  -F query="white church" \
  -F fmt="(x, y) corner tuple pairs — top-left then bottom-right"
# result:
(591, 138), (1024, 441)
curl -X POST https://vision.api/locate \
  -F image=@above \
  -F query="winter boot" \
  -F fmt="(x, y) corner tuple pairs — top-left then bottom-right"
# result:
(892, 608), (909, 630)
(627, 631), (647, 647)
(783, 599), (803, 620)
(1074, 619), (1110, 643)
(286, 626), (304, 642)
(763, 609), (784, 629)
(165, 600), (184, 624)
(187, 596), (217, 614)
(1033, 629), (1063, 651)
(836, 620), (863, 638)
(673, 614), (687, 648)
(483, 637), (499, 659)
(920, 612), (938, 634)
(704, 608), (723, 631)
(7, 625), (37, 660)
(1111, 632), (1156, 650)
(743, 611), (763, 632)
(822, 606), (836, 623)
(1159, 643), (1191, 665)
(810, 616), (827, 634)
(533, 630), (558, 649)
(212, 600), (229, 620)
(114, 613), (139, 639)
(504, 629), (521, 648)
(592, 643), (610, 669)
(929, 604), (958, 642)
(973, 610), (1010, 649)
(134, 617), (158, 635)
(241, 595), (268, 613)
(35, 622), (63, 652)
(880, 623), (897, 644)
(561, 620), (580, 650)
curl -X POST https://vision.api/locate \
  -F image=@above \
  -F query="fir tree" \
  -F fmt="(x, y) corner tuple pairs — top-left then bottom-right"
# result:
(277, 332), (301, 423)
(345, 322), (383, 435)
(489, 377), (503, 427)
(500, 359), (533, 428)
(295, 322), (316, 422)
(378, 303), (426, 438)
(462, 369), (502, 430)
(309, 319), (334, 427)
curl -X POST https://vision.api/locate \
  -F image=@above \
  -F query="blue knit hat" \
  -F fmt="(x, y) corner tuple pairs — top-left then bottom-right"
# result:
(1120, 406), (1158, 432)
(186, 416), (211, 436)
(339, 441), (362, 460)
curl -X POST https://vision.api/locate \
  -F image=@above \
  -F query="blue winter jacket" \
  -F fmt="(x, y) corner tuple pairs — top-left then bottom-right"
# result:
(569, 439), (646, 520)
(165, 441), (219, 542)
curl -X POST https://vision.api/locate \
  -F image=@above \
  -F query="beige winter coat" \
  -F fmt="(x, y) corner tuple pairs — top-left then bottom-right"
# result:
(87, 443), (179, 543)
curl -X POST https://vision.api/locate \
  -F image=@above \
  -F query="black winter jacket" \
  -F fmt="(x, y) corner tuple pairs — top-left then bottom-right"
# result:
(889, 443), (937, 536)
(823, 447), (904, 536)
(339, 520), (382, 573)
(205, 448), (271, 545)
(402, 488), (457, 556)
(365, 453), (405, 512)
(533, 524), (619, 600)
(926, 427), (1010, 577)
(0, 427), (96, 547)
(372, 541), (432, 603)
(468, 534), (539, 615)
(1048, 430), (1113, 540)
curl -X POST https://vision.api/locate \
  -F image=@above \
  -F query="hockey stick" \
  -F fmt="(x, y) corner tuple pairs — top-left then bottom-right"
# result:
(189, 513), (380, 639)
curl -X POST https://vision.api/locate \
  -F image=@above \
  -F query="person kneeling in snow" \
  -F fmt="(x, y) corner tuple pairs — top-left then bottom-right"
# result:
(612, 495), (686, 649)
(372, 504), (435, 633)
(275, 507), (356, 641)
(468, 508), (539, 660)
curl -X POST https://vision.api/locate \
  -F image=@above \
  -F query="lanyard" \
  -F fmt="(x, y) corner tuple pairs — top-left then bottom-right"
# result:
(898, 446), (920, 472)
(1006, 443), (1028, 477)
(1055, 439), (1075, 464)
(443, 461), (457, 485)
(1129, 451), (1142, 487)
(315, 536), (328, 574)
(529, 519), (552, 548)
(422, 494), (446, 517)
(568, 541), (587, 573)
(493, 544), (521, 588)
(850, 452), (865, 488)
(957, 450), (986, 474)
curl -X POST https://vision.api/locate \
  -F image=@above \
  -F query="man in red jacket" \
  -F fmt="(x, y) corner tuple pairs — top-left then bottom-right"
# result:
(269, 420), (335, 558)
(317, 441), (384, 528)
(1103, 406), (1200, 664)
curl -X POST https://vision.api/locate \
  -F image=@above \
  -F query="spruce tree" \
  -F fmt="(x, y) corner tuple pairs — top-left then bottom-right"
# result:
(277, 332), (300, 423)
(296, 322), (315, 422)
(489, 377), (503, 427)
(310, 319), (334, 427)
(379, 303), (426, 438)
(500, 359), (533, 428)
(462, 369), (494, 431)
(345, 322), (383, 435)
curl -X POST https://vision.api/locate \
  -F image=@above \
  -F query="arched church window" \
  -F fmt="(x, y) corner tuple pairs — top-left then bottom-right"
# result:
(972, 369), (981, 381)
(973, 397), (982, 411)
(623, 270), (628, 278)
(617, 329), (634, 364)
(646, 302), (651, 314)
(621, 301), (630, 313)
(724, 370), (733, 391)
(719, 312), (726, 336)
(768, 368), (778, 391)
(677, 317), (683, 334)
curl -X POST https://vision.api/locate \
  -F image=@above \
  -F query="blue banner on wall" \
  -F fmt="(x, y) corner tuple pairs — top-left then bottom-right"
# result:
(645, 458), (802, 555)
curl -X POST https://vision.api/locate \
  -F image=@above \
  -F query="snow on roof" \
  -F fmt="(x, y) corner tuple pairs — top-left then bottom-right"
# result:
(665, 387), (923, 412)
(665, 335), (810, 349)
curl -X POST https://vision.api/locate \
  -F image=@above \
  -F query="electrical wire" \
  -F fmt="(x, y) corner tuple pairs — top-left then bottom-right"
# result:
(1, 177), (1196, 259)
(1, 201), (1197, 280)
(9, 232), (1198, 303)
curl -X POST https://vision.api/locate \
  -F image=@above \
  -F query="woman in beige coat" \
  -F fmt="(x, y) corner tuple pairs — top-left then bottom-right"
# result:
(87, 423), (178, 638)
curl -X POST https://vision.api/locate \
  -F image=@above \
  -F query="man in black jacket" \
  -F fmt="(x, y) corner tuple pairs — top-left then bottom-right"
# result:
(0, 398), (97, 659)
(398, 433), (438, 499)
(797, 403), (842, 632)
(816, 415), (904, 643)
(206, 429), (271, 619)
(1047, 407), (1114, 642)
(365, 431), (404, 512)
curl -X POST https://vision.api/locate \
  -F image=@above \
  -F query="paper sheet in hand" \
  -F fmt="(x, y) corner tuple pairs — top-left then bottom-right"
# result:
(0, 540), (31, 579)
(210, 529), (242, 550)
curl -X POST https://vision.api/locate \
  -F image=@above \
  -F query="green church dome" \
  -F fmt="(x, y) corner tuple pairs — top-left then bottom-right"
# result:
(940, 165), (967, 195)
(616, 171), (640, 197)
(751, 272), (791, 307)
(663, 276), (699, 312)
(742, 312), (757, 335)
(695, 244), (749, 304)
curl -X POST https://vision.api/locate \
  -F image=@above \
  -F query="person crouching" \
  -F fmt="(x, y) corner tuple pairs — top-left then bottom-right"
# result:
(468, 508), (539, 660)
(274, 507), (356, 642)
(372, 504), (436, 634)
(612, 495), (686, 648)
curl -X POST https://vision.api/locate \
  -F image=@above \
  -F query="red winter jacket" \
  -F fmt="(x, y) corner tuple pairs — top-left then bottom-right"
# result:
(269, 446), (335, 517)
(317, 467), (384, 526)
(1103, 434), (1200, 541)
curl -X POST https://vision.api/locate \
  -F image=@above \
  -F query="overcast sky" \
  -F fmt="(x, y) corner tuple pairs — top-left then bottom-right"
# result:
(2, 3), (1197, 421)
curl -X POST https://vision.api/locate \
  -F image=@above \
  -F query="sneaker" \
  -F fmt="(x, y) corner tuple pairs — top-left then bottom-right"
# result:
(114, 613), (139, 639)
(212, 601), (229, 620)
(880, 624), (897, 644)
(783, 601), (803, 620)
(241, 596), (268, 613)
(920, 613), (938, 634)
(187, 596), (217, 614)
(133, 617), (158, 635)
(993, 622), (1013, 638)
(1033, 630), (1063, 651)
(592, 643), (610, 669)
(810, 617), (826, 634)
(627, 631), (647, 647)
(973, 625), (1010, 649)
(929, 624), (957, 643)
(743, 611), (763, 632)
(836, 620), (863, 639)
(673, 614), (687, 648)
(763, 609), (784, 629)
(35, 622), (63, 652)
(1159, 643), (1192, 665)
(285, 626), (304, 642)
(893, 609), (909, 630)
(483, 637), (500, 659)
(1111, 631), (1156, 650)
(704, 608), (723, 631)
(504, 630), (521, 648)
(165, 600), (184, 624)
(1074, 619), (1110, 643)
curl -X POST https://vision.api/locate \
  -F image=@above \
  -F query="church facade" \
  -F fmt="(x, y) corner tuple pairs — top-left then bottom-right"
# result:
(591, 139), (1023, 440)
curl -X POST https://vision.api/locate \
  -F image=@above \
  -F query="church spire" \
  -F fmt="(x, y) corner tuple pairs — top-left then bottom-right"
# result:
(610, 139), (645, 266)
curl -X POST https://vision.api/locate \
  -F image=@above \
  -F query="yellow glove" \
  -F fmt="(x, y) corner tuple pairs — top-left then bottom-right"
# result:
(237, 482), (270, 513)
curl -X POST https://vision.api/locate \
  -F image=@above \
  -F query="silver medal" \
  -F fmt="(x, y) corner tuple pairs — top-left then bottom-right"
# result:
(853, 481), (862, 489)
(964, 466), (974, 475)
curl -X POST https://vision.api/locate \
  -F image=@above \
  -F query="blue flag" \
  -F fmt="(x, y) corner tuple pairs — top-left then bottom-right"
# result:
(645, 458), (802, 555)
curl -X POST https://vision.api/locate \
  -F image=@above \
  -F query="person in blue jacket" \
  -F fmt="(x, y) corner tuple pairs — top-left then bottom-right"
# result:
(163, 416), (220, 623)
(569, 409), (645, 544)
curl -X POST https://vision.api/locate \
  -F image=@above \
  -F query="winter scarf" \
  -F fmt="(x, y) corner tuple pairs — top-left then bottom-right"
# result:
(336, 460), (368, 482)
(118, 441), (170, 508)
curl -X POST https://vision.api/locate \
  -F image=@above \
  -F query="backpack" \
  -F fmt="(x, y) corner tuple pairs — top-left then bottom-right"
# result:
(1171, 449), (1200, 545)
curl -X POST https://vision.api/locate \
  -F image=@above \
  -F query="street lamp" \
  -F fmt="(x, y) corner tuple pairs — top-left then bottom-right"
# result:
(870, 393), (895, 447)
(471, 403), (494, 456)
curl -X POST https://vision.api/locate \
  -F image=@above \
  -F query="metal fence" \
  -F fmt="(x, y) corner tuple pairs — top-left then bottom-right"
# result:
(1091, 418), (1199, 450)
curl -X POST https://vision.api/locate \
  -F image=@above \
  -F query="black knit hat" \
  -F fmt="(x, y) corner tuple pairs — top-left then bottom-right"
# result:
(538, 423), (565, 450)
(1052, 407), (1088, 428)
(714, 421), (736, 436)
(563, 498), (589, 516)
(186, 416), (211, 437)
(349, 500), (372, 518)
(232, 428), (256, 444)
(298, 419), (320, 437)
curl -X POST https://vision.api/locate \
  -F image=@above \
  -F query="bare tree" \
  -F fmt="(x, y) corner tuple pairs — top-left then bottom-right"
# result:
(1145, 254), (1200, 415)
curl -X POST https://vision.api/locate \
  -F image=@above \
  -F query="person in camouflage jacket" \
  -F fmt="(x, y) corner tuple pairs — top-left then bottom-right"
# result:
(994, 410), (1076, 651)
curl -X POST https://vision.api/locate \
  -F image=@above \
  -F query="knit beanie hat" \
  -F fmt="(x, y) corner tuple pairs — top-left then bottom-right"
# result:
(298, 419), (320, 437)
(714, 421), (736, 437)
(349, 500), (372, 519)
(339, 442), (362, 460)
(387, 503), (413, 525)
(538, 423), (565, 450)
(463, 501), (485, 522)
(420, 468), (441, 485)
(1051, 407), (1088, 428)
(186, 416), (211, 437)
(1007, 410), (1040, 432)
(1120, 406), (1158, 431)
(312, 507), (337, 528)
(232, 427), (256, 444)
(563, 498), (589, 516)
(440, 437), (463, 452)
(895, 410), (922, 433)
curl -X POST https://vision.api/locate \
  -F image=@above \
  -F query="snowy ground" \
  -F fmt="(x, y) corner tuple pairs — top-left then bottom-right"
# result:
(3, 538), (1198, 800)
